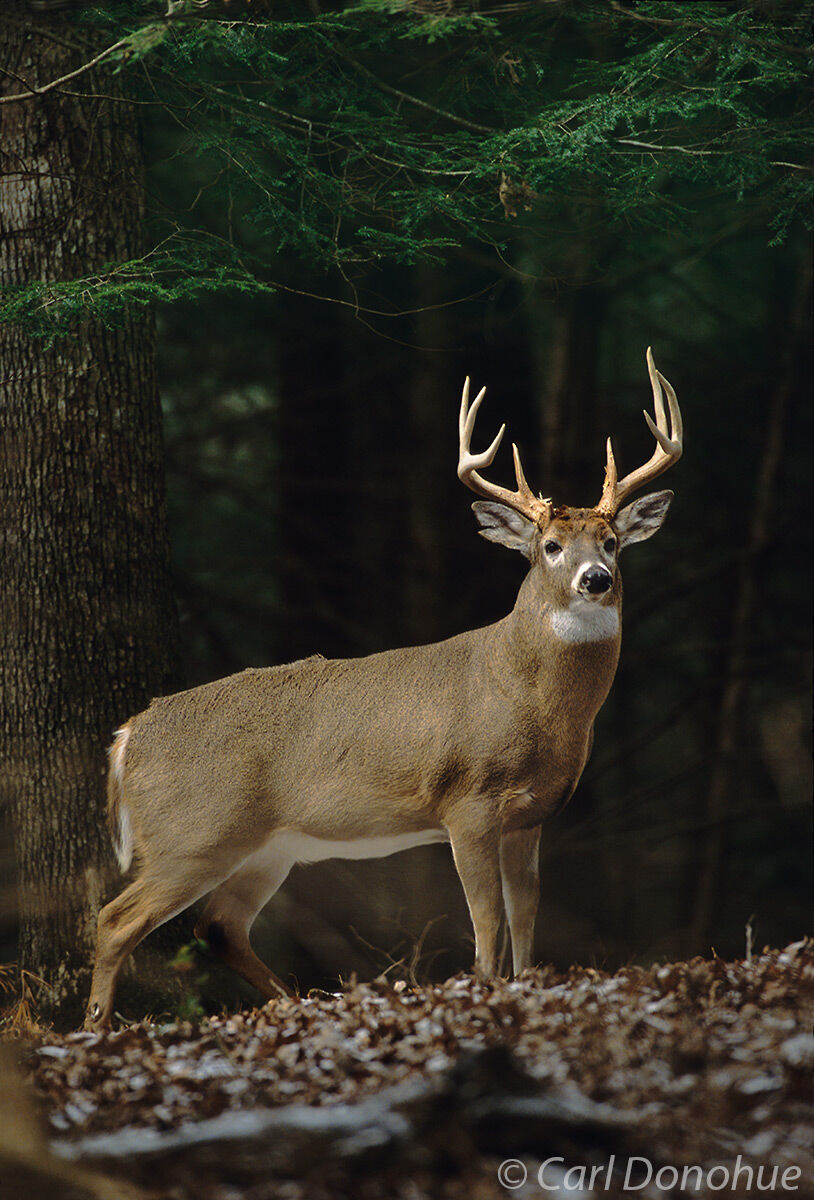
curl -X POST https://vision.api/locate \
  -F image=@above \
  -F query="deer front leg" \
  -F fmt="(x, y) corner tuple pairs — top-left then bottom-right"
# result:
(500, 825), (541, 976)
(447, 817), (503, 976)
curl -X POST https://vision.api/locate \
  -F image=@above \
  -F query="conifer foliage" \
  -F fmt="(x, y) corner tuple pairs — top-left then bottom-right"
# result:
(3, 0), (811, 332)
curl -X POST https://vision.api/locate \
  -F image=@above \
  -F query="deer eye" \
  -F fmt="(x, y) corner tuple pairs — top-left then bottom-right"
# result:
(603, 537), (617, 553)
(544, 540), (562, 555)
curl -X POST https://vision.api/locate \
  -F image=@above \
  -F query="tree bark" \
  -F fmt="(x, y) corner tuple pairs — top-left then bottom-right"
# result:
(0, 7), (178, 1027)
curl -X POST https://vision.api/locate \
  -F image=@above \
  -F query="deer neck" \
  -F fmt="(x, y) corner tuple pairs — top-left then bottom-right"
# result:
(496, 569), (622, 722)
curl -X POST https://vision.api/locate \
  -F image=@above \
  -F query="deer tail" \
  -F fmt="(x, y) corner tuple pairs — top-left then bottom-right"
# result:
(107, 725), (134, 872)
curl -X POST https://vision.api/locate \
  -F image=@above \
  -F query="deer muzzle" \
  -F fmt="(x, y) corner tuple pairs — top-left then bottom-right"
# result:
(573, 563), (613, 597)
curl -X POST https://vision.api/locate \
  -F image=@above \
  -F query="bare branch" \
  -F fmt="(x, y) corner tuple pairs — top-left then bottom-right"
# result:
(0, 36), (131, 106)
(616, 137), (813, 170)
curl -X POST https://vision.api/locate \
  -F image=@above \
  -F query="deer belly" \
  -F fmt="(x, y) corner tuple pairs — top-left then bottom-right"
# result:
(271, 827), (450, 864)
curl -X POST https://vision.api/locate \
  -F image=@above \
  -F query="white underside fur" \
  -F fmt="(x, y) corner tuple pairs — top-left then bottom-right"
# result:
(268, 826), (450, 865)
(224, 826), (451, 908)
(549, 600), (619, 644)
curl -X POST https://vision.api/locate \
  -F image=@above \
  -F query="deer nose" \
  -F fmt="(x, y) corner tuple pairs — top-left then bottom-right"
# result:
(581, 566), (612, 595)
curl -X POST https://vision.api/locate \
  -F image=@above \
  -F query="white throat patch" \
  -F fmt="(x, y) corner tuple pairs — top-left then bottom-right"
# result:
(549, 600), (619, 644)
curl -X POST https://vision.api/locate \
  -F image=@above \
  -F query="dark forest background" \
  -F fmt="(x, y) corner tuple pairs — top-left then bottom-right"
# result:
(157, 238), (812, 996)
(0, 0), (811, 1022)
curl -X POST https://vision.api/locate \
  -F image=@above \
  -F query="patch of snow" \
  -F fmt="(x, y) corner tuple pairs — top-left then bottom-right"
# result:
(780, 1033), (814, 1069)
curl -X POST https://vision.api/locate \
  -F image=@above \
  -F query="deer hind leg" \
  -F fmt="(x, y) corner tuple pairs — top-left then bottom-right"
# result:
(447, 818), (503, 977)
(500, 825), (541, 976)
(193, 856), (294, 1001)
(85, 868), (221, 1032)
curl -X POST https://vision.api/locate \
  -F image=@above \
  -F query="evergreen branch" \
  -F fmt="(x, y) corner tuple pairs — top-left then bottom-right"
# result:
(610, 1), (711, 28)
(202, 81), (479, 178)
(204, 81), (329, 131)
(353, 145), (474, 178)
(610, 0), (812, 58)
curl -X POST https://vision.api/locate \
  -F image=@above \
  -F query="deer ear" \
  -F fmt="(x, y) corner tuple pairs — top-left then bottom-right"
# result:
(614, 490), (673, 549)
(472, 501), (537, 558)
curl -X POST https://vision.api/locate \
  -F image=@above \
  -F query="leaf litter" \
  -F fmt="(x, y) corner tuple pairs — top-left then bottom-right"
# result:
(18, 939), (814, 1198)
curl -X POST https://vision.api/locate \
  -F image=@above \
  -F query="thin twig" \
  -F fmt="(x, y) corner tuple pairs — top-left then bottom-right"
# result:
(616, 138), (812, 171)
(338, 50), (497, 137)
(0, 37), (131, 105)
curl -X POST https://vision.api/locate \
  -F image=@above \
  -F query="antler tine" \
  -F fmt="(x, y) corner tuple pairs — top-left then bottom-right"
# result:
(596, 348), (683, 517)
(459, 377), (505, 468)
(457, 377), (551, 525)
(644, 355), (683, 450)
(597, 436), (618, 515)
(511, 442), (534, 498)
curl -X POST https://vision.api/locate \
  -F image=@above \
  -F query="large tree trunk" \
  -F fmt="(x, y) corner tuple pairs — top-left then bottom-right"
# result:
(0, 8), (178, 1027)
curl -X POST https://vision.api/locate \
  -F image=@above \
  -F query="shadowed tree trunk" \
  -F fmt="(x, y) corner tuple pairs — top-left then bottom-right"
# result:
(273, 291), (351, 663)
(404, 268), (456, 646)
(532, 279), (607, 506)
(0, 7), (178, 1027)
(687, 258), (811, 954)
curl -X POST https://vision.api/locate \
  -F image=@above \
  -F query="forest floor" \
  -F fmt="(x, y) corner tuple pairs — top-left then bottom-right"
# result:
(5, 940), (813, 1200)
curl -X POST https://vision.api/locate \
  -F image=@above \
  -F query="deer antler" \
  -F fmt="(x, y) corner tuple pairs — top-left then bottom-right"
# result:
(457, 378), (552, 526)
(596, 347), (683, 517)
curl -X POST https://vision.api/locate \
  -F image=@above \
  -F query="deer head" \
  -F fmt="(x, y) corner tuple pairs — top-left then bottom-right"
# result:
(457, 347), (682, 623)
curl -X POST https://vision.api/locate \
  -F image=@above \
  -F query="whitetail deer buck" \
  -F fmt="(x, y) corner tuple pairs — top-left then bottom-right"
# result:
(84, 348), (682, 1031)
